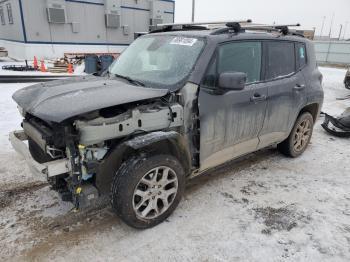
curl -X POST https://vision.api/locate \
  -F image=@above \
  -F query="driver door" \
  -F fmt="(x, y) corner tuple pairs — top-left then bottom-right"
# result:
(199, 41), (268, 171)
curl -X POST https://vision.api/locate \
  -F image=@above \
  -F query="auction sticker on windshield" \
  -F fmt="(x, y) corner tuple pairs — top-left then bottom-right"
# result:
(170, 37), (198, 46)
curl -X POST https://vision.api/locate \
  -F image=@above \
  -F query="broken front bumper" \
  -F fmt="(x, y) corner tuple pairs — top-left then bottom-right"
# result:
(9, 130), (71, 178)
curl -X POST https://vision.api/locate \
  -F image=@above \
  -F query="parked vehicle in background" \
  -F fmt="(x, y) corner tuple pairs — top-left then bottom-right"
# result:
(0, 47), (8, 57)
(10, 21), (324, 229)
(345, 68), (350, 90)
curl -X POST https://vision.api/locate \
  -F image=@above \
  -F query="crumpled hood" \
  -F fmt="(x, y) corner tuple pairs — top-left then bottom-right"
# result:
(13, 75), (168, 123)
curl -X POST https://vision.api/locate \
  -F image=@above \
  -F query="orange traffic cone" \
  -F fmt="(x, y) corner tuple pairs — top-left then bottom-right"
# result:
(67, 63), (73, 74)
(40, 59), (46, 72)
(33, 56), (38, 70)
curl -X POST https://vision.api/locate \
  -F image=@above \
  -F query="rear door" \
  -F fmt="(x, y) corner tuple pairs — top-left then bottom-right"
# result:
(199, 41), (268, 171)
(258, 41), (308, 149)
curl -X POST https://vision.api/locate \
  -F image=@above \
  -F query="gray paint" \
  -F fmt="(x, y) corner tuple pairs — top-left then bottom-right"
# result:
(0, 0), (174, 44)
(198, 82), (268, 170)
(179, 31), (324, 171)
(12, 75), (168, 122)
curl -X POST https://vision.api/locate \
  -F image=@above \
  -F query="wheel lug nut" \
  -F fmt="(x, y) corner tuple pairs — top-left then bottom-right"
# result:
(158, 191), (161, 195)
(152, 196), (155, 199)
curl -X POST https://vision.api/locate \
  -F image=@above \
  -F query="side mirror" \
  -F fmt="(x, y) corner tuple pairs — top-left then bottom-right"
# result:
(218, 72), (247, 91)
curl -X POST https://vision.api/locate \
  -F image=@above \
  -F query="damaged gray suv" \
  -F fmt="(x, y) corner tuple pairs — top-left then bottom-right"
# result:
(10, 21), (324, 229)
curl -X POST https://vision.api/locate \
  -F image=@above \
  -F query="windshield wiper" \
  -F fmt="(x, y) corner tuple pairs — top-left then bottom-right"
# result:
(114, 74), (145, 87)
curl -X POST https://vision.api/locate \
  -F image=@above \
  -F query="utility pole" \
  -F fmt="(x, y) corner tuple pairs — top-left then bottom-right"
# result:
(338, 24), (343, 40)
(191, 0), (195, 22)
(328, 13), (335, 39)
(320, 16), (326, 37)
(343, 21), (349, 40)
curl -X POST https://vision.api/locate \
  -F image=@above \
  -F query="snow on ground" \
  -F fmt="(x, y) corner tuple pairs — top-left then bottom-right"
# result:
(0, 66), (349, 262)
(0, 57), (85, 76)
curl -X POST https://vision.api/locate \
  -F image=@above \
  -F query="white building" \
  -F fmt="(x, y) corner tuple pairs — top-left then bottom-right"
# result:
(0, 0), (174, 60)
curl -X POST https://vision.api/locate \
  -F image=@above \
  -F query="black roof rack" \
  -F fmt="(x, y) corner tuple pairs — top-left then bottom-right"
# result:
(211, 22), (245, 35)
(211, 23), (302, 36)
(149, 25), (209, 34)
(149, 21), (303, 38)
(150, 19), (252, 34)
(242, 24), (301, 35)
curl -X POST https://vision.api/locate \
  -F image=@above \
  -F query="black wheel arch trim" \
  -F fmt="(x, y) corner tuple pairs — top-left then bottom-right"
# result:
(95, 131), (192, 195)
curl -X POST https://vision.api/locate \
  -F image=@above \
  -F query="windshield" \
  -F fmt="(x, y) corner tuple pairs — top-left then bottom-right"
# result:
(109, 35), (205, 88)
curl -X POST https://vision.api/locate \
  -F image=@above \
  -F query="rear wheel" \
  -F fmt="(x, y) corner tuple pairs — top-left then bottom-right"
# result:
(111, 154), (185, 229)
(278, 112), (314, 157)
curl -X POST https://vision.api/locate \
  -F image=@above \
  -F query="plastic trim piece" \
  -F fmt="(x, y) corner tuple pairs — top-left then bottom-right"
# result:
(9, 130), (71, 178)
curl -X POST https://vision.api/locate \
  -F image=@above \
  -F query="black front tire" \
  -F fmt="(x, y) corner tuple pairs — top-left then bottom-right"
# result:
(278, 112), (314, 158)
(111, 154), (186, 229)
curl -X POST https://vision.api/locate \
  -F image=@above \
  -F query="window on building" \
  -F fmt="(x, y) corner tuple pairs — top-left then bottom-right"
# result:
(266, 41), (296, 80)
(6, 3), (13, 24)
(295, 42), (307, 70)
(0, 6), (5, 25)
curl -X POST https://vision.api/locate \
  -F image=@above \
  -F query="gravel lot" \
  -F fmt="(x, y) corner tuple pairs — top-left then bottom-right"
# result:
(0, 66), (349, 262)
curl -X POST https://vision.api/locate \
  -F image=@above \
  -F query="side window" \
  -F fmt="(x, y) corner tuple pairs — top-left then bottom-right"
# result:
(0, 6), (5, 25)
(202, 57), (217, 89)
(266, 42), (295, 80)
(295, 42), (307, 69)
(6, 3), (13, 24)
(218, 41), (262, 83)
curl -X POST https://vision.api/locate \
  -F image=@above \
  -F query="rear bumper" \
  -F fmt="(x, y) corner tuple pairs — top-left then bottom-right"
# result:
(9, 130), (71, 178)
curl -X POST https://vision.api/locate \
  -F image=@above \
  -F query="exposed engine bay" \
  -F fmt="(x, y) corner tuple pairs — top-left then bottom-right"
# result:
(18, 95), (187, 209)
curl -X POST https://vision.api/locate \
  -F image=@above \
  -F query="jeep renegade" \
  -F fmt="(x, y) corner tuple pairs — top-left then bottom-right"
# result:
(10, 21), (324, 229)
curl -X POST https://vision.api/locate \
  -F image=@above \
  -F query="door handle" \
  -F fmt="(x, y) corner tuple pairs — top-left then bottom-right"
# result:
(250, 93), (267, 103)
(294, 84), (306, 91)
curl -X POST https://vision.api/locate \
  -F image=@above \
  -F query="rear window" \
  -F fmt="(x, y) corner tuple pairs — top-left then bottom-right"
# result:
(295, 42), (307, 69)
(266, 41), (295, 80)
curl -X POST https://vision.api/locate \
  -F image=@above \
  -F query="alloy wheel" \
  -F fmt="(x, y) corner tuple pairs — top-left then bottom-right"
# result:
(132, 166), (178, 220)
(293, 119), (312, 152)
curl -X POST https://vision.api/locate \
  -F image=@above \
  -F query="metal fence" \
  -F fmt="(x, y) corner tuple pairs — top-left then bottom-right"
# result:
(314, 41), (350, 66)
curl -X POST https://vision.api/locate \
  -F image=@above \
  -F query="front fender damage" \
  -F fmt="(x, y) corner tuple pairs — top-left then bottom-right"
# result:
(124, 131), (179, 149)
(95, 131), (191, 194)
